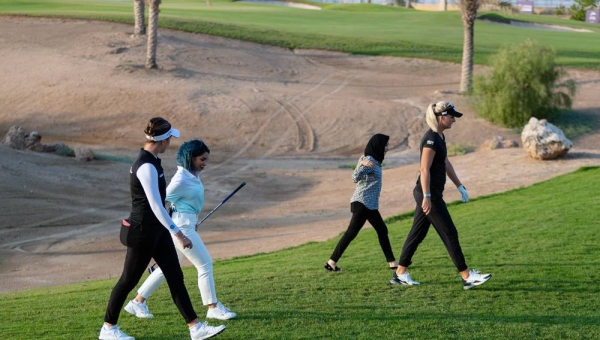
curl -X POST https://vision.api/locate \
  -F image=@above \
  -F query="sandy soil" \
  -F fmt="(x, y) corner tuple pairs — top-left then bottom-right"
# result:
(0, 17), (598, 293)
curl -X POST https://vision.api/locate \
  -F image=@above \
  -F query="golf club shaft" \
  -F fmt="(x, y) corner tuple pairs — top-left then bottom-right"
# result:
(148, 182), (246, 274)
(196, 181), (246, 227)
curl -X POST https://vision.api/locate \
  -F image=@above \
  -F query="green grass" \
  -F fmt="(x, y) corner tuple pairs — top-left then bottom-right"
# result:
(1, 166), (599, 339)
(1, 0), (600, 69)
(553, 109), (600, 140)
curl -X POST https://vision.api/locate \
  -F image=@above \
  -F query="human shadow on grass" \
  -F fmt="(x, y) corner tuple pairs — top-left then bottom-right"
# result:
(226, 309), (600, 327)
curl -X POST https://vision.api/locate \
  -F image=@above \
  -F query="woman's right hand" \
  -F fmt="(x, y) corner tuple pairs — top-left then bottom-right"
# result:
(175, 231), (193, 249)
(421, 197), (431, 215)
(359, 158), (375, 168)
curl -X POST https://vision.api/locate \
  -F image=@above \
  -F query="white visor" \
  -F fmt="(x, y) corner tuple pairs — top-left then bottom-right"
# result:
(146, 127), (180, 141)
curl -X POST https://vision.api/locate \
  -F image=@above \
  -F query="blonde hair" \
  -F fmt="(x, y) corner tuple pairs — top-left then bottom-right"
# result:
(425, 101), (454, 132)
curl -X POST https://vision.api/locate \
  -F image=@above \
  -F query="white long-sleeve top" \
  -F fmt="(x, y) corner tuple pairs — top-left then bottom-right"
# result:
(136, 163), (181, 234)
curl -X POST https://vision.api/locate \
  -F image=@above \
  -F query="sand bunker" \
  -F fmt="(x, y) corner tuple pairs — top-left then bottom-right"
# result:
(481, 19), (593, 32)
(238, 0), (321, 10)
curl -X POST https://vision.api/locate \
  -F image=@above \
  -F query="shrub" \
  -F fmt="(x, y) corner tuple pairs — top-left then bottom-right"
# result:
(470, 40), (576, 128)
(55, 144), (75, 157)
(555, 5), (567, 15)
(447, 143), (474, 156)
(570, 0), (598, 21)
(570, 4), (586, 20)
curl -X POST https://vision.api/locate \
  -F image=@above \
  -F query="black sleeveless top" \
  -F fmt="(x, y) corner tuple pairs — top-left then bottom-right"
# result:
(129, 148), (166, 226)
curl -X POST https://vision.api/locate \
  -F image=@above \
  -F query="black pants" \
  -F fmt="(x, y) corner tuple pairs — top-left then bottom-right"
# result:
(330, 202), (395, 263)
(104, 224), (197, 324)
(398, 187), (468, 272)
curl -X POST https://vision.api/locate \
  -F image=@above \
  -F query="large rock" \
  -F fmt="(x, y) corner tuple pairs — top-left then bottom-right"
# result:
(75, 146), (94, 162)
(2, 125), (73, 155)
(521, 117), (572, 160)
(2, 125), (26, 149)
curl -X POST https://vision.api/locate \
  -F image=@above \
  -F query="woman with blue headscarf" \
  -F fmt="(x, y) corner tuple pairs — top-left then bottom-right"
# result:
(124, 139), (237, 324)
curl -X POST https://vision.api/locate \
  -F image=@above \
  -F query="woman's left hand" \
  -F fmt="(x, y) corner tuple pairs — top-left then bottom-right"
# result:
(457, 185), (469, 203)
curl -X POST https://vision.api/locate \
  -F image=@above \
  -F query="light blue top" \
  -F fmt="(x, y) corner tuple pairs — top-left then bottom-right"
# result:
(350, 155), (382, 210)
(166, 166), (204, 215)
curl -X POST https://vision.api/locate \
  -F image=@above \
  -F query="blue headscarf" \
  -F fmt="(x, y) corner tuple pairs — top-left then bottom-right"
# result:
(177, 139), (210, 173)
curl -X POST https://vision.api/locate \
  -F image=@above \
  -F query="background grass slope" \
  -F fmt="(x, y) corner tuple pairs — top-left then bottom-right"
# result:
(1, 166), (599, 339)
(1, 0), (599, 69)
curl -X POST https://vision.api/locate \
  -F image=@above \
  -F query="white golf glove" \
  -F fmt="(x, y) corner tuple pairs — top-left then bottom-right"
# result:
(457, 184), (469, 203)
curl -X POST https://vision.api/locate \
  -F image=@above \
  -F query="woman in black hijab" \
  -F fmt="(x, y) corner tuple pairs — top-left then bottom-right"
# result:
(325, 134), (397, 272)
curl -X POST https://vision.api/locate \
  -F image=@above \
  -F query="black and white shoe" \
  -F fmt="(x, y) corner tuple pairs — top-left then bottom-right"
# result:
(390, 272), (420, 286)
(462, 269), (492, 290)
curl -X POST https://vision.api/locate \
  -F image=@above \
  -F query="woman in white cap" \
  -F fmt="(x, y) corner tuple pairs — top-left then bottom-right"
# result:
(391, 102), (492, 290)
(124, 139), (236, 321)
(99, 117), (225, 340)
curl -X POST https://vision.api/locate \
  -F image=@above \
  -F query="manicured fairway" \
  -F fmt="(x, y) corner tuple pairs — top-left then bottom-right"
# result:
(1, 0), (599, 68)
(1, 167), (599, 339)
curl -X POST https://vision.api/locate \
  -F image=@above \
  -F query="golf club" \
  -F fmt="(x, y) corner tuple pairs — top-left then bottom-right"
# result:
(196, 181), (246, 228)
(148, 182), (246, 274)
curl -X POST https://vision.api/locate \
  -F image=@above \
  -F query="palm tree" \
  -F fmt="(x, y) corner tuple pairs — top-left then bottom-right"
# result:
(458, 0), (480, 94)
(146, 0), (160, 69)
(133, 0), (145, 37)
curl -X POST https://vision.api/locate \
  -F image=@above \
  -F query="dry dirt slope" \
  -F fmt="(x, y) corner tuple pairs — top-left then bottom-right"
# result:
(0, 17), (599, 292)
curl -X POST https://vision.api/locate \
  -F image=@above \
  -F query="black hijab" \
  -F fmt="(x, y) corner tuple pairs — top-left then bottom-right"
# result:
(364, 133), (389, 164)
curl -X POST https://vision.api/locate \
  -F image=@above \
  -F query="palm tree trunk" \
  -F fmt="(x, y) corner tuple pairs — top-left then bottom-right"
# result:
(146, 0), (160, 69)
(459, 20), (474, 94)
(133, 0), (145, 37)
(459, 0), (479, 94)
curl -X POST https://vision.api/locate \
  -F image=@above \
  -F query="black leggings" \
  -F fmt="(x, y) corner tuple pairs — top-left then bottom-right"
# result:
(398, 188), (468, 272)
(330, 202), (395, 263)
(104, 225), (197, 324)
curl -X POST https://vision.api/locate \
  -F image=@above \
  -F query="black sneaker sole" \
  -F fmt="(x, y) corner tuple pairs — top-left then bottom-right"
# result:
(390, 278), (419, 286)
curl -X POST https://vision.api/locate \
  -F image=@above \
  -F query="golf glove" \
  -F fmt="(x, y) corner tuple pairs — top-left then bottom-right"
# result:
(457, 184), (469, 203)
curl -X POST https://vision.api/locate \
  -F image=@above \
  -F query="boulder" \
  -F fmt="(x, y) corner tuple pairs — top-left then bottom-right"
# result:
(480, 136), (519, 151)
(24, 131), (44, 151)
(75, 146), (94, 162)
(521, 117), (572, 160)
(2, 125), (26, 150)
(2, 125), (77, 157)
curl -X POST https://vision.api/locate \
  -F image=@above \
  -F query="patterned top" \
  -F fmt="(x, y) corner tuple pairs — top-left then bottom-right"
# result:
(350, 155), (382, 210)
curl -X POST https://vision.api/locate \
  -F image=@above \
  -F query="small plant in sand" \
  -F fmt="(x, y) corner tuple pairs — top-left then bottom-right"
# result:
(55, 144), (75, 157)
(447, 143), (474, 157)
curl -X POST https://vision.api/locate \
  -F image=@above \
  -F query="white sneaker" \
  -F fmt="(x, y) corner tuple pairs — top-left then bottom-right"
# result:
(463, 269), (492, 290)
(99, 325), (135, 340)
(390, 272), (420, 286)
(124, 300), (154, 318)
(190, 322), (226, 340)
(206, 302), (237, 320)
